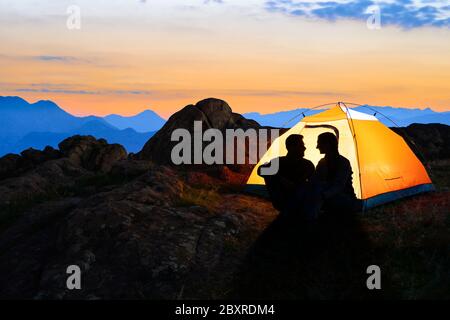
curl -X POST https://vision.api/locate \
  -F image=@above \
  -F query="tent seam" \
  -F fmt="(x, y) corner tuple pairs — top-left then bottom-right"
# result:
(340, 102), (365, 212)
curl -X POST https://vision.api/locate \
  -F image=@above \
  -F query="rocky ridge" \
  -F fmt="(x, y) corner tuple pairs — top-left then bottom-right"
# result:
(0, 99), (277, 299)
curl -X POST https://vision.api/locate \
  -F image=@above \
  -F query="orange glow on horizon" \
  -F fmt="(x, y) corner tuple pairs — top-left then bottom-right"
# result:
(0, 2), (449, 117)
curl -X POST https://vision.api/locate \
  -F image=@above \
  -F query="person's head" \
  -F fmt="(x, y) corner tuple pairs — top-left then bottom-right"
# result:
(317, 132), (338, 155)
(285, 134), (306, 157)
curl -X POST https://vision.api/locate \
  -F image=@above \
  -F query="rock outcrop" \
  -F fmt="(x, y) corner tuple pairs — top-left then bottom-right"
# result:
(59, 135), (127, 173)
(0, 146), (61, 180)
(0, 136), (127, 205)
(138, 98), (264, 166)
(0, 134), (275, 299)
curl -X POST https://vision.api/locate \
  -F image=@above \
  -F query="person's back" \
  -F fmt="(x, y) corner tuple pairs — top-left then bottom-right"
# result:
(276, 155), (315, 192)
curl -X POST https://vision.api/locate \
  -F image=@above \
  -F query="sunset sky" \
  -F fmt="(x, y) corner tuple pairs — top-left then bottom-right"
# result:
(0, 0), (449, 118)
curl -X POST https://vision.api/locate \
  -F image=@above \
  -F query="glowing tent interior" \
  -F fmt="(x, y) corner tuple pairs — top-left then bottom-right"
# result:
(245, 102), (434, 210)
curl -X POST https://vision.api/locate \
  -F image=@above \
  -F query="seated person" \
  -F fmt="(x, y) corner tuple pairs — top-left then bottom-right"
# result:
(258, 134), (315, 215)
(314, 132), (362, 217)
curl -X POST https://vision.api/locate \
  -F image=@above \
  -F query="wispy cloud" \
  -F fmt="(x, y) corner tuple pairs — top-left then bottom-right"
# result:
(4, 84), (345, 99)
(14, 88), (153, 95)
(265, 0), (450, 28)
(0, 54), (88, 64)
(0, 54), (123, 69)
(33, 55), (77, 62)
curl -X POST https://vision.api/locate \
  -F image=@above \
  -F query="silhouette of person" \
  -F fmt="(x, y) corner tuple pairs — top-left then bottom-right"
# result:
(258, 134), (314, 217)
(314, 132), (362, 218)
(233, 134), (381, 300)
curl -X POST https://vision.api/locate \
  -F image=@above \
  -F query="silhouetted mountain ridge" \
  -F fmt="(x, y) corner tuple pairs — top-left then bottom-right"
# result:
(244, 105), (450, 128)
(0, 96), (106, 135)
(104, 109), (166, 132)
(0, 96), (159, 156)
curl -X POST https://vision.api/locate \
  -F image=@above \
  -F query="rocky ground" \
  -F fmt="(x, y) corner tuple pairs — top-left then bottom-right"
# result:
(0, 98), (448, 299)
(0, 135), (277, 299)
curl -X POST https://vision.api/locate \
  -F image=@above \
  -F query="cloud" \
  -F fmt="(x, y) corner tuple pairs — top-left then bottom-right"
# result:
(13, 87), (153, 95)
(5, 84), (345, 99)
(265, 0), (450, 28)
(1, 54), (77, 63)
(33, 55), (77, 62)
(31, 55), (95, 64)
(15, 88), (98, 95)
(0, 54), (121, 68)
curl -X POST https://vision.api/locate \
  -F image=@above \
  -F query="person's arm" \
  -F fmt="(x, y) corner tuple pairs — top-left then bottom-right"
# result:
(322, 158), (351, 199)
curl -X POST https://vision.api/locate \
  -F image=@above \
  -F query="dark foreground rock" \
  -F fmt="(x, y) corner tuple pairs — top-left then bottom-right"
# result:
(0, 132), (276, 299)
(0, 158), (275, 299)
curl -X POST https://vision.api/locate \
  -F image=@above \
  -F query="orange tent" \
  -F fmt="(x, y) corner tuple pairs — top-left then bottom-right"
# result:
(246, 103), (434, 209)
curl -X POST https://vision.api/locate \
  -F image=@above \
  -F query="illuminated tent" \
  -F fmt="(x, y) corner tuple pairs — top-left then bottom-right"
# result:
(246, 103), (434, 210)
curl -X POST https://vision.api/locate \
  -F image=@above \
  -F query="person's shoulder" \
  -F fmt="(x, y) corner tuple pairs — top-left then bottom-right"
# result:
(302, 158), (315, 168)
(265, 156), (285, 164)
(258, 156), (284, 170)
(316, 157), (326, 165)
(338, 154), (351, 166)
(277, 156), (288, 164)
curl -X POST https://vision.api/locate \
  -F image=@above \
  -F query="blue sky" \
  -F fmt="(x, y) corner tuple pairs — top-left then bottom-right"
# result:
(265, 0), (450, 28)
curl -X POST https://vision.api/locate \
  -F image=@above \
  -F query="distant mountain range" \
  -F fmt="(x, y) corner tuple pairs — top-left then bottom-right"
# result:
(1, 95), (448, 157)
(244, 105), (450, 128)
(0, 96), (165, 156)
(104, 110), (166, 133)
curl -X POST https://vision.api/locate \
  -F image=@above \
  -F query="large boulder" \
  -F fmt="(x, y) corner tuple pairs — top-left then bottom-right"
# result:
(138, 98), (263, 167)
(59, 135), (127, 173)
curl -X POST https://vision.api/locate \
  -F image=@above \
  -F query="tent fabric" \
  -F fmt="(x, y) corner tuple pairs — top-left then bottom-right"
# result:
(246, 103), (434, 210)
(362, 184), (435, 210)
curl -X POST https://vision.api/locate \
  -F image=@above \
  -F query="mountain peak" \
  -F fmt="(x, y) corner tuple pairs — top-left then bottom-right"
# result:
(33, 99), (61, 109)
(77, 119), (116, 131)
(137, 109), (159, 116)
(0, 96), (29, 107)
(103, 108), (166, 132)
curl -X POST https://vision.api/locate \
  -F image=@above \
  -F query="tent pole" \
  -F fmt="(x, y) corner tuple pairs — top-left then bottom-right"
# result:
(340, 102), (366, 215)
